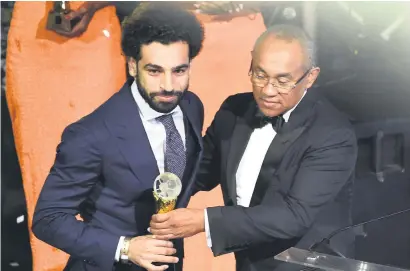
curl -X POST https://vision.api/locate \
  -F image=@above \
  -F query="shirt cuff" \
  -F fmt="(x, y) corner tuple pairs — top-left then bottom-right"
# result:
(115, 236), (125, 262)
(204, 209), (212, 247)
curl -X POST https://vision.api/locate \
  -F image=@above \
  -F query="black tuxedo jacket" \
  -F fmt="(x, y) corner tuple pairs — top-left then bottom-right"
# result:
(194, 90), (358, 271)
(32, 79), (204, 271)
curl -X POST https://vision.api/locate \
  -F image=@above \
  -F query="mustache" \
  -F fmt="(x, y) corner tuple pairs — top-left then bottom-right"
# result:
(149, 90), (183, 98)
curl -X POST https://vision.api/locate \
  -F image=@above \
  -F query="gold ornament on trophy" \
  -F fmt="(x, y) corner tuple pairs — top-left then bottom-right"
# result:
(153, 172), (182, 214)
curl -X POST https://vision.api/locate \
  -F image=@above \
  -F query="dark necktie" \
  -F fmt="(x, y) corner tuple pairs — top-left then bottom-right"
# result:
(156, 114), (186, 180)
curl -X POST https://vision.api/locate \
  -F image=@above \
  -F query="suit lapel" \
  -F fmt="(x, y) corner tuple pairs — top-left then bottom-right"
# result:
(248, 125), (307, 206)
(105, 85), (203, 204)
(105, 81), (160, 186)
(249, 91), (318, 206)
(176, 96), (203, 207)
(262, 122), (308, 172)
(225, 104), (256, 205)
(179, 98), (203, 150)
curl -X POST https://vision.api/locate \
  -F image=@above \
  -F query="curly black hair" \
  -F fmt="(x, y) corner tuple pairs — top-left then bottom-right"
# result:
(121, 2), (205, 61)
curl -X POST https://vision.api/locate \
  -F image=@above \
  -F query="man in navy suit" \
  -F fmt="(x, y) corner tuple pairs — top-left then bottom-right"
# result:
(32, 3), (205, 271)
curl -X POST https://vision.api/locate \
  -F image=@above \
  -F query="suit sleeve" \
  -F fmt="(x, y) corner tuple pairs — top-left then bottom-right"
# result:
(193, 120), (221, 193)
(206, 127), (358, 256)
(192, 99), (229, 194)
(32, 123), (120, 271)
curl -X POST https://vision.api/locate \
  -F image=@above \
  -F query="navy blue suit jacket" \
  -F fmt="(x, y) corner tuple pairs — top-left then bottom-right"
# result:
(32, 80), (204, 271)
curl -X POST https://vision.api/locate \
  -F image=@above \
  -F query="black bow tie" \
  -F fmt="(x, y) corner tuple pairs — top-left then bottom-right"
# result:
(251, 112), (285, 132)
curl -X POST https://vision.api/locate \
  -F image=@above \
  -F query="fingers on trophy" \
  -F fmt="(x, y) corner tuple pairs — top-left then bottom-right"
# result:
(153, 172), (182, 214)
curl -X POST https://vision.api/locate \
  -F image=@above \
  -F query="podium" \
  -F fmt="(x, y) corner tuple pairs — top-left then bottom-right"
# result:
(275, 247), (410, 271)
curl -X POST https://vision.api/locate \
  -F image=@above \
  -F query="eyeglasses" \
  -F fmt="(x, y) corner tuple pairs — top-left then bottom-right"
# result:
(249, 67), (312, 94)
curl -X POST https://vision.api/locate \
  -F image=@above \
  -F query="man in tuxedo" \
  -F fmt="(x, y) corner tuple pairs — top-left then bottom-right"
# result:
(32, 3), (204, 271)
(150, 24), (358, 270)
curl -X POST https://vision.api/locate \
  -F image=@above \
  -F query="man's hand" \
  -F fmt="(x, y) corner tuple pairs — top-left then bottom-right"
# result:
(52, 2), (111, 38)
(150, 208), (205, 240)
(128, 235), (179, 271)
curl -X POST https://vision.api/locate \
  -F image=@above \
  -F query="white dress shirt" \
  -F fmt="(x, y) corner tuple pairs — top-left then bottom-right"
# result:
(115, 81), (186, 261)
(205, 92), (306, 247)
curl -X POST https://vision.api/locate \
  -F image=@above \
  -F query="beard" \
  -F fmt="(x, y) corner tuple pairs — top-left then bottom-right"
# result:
(136, 74), (187, 114)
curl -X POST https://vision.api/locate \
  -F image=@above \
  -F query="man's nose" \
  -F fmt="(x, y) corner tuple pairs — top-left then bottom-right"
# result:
(262, 81), (279, 96)
(161, 73), (174, 92)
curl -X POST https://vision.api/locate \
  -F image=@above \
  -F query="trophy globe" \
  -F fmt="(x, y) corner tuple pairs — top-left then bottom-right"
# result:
(153, 172), (182, 213)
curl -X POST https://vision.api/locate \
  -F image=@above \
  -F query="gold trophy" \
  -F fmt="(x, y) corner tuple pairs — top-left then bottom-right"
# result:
(46, 1), (81, 32)
(153, 172), (182, 214)
(152, 173), (182, 268)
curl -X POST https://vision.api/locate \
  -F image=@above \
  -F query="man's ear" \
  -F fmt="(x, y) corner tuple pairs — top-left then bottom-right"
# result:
(306, 67), (320, 89)
(127, 57), (137, 77)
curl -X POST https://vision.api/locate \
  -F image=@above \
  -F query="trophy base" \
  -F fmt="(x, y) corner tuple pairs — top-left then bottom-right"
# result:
(156, 200), (177, 214)
(46, 10), (80, 32)
(153, 192), (177, 214)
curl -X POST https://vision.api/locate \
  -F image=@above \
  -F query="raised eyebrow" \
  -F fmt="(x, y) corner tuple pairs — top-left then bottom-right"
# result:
(144, 63), (163, 71)
(172, 64), (190, 72)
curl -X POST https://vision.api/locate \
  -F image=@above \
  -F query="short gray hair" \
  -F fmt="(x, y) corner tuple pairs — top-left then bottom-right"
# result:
(253, 24), (317, 69)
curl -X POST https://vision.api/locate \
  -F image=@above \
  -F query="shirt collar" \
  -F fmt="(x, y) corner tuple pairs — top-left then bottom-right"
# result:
(131, 80), (182, 121)
(282, 89), (307, 122)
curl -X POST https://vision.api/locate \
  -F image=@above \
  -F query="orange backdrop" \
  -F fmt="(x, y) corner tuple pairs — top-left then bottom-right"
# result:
(6, 2), (265, 270)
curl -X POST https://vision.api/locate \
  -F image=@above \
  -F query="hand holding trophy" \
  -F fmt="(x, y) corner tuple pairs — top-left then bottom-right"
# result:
(46, 1), (80, 33)
(150, 172), (205, 241)
(150, 173), (182, 270)
(46, 1), (109, 38)
(126, 173), (182, 270)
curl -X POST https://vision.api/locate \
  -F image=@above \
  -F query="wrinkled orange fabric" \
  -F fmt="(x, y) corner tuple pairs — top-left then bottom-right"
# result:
(6, 2), (126, 270)
(6, 1), (265, 269)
